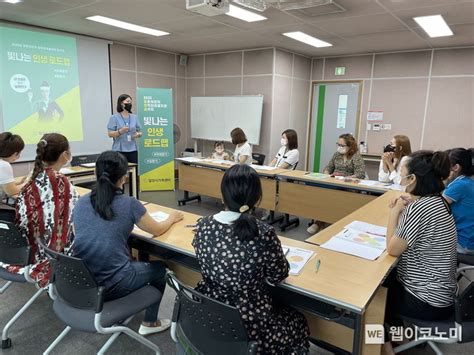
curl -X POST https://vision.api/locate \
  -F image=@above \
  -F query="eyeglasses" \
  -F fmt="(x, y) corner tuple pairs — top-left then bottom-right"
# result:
(336, 143), (348, 148)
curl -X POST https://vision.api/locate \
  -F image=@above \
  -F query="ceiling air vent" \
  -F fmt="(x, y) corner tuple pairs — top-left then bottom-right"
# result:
(267, 0), (346, 16)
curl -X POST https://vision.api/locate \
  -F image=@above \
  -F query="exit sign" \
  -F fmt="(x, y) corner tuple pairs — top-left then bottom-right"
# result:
(335, 66), (346, 76)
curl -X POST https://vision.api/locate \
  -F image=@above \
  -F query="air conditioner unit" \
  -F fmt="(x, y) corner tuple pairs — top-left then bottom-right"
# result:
(186, 0), (230, 16)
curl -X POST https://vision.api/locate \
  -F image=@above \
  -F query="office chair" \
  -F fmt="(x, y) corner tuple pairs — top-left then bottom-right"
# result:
(394, 264), (474, 354)
(252, 153), (265, 166)
(40, 239), (163, 355)
(0, 221), (46, 349)
(166, 272), (257, 355)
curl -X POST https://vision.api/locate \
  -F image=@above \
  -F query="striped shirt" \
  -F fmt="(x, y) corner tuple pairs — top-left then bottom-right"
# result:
(395, 196), (457, 308)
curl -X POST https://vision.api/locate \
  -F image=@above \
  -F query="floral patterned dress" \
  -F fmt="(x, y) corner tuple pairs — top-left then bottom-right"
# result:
(0, 168), (78, 288)
(192, 214), (310, 354)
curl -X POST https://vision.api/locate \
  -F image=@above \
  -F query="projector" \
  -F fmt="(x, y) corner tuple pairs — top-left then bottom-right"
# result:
(186, 0), (230, 16)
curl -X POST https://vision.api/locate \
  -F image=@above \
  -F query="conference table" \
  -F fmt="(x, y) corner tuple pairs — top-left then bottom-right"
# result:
(176, 158), (287, 212)
(61, 163), (139, 198)
(276, 171), (389, 229)
(124, 192), (398, 355)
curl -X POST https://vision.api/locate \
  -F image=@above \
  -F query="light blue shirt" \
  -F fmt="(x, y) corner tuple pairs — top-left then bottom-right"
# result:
(444, 175), (474, 250)
(107, 113), (141, 152)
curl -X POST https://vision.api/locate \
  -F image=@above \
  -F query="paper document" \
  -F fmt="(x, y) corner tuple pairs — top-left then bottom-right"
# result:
(358, 180), (391, 189)
(345, 221), (387, 237)
(305, 172), (330, 179)
(150, 211), (170, 222)
(389, 184), (404, 191)
(202, 158), (233, 165)
(80, 162), (96, 168)
(133, 211), (170, 237)
(282, 245), (315, 275)
(321, 227), (386, 260)
(250, 164), (277, 171)
(59, 168), (75, 174)
(177, 157), (203, 163)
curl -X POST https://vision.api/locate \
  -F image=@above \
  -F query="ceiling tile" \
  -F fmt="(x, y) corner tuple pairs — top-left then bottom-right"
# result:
(313, 13), (405, 36)
(156, 16), (238, 37)
(288, 0), (387, 21)
(377, 0), (474, 12)
(343, 29), (431, 52)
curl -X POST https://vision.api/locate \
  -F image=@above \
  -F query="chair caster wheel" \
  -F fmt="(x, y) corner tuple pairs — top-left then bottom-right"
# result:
(2, 338), (12, 349)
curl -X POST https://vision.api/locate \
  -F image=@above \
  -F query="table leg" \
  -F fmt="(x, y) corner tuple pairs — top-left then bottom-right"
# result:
(267, 210), (284, 225)
(280, 214), (300, 231)
(178, 190), (201, 206)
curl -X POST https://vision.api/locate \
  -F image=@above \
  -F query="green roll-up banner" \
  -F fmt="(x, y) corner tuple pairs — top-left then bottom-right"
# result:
(137, 88), (175, 191)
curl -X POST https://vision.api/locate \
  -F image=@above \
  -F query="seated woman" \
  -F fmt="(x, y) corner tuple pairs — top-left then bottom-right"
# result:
(0, 132), (26, 221)
(231, 127), (252, 165)
(378, 134), (411, 184)
(193, 164), (309, 354)
(307, 133), (366, 234)
(72, 150), (183, 336)
(383, 150), (457, 354)
(0, 133), (79, 288)
(443, 148), (474, 254)
(269, 129), (299, 170)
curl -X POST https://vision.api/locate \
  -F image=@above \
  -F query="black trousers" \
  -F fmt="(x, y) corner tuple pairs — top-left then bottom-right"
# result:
(383, 269), (453, 339)
(119, 150), (138, 164)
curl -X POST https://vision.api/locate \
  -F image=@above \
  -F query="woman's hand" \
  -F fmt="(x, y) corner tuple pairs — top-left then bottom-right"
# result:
(132, 131), (142, 139)
(118, 126), (129, 135)
(169, 211), (184, 224)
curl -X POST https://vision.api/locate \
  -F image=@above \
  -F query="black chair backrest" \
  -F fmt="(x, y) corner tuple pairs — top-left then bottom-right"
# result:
(71, 154), (101, 167)
(0, 221), (31, 266)
(167, 273), (257, 355)
(456, 274), (474, 342)
(39, 238), (103, 312)
(293, 161), (299, 170)
(252, 153), (265, 166)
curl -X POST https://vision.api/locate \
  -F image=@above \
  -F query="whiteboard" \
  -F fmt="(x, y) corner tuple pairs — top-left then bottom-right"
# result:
(191, 95), (263, 145)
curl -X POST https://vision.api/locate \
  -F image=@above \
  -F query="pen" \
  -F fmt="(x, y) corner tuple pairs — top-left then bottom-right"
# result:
(185, 224), (197, 228)
(315, 259), (321, 273)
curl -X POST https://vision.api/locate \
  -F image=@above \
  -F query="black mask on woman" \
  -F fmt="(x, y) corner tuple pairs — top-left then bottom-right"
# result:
(124, 103), (132, 112)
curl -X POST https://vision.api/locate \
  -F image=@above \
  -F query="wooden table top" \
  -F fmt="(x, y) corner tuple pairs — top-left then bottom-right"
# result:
(277, 170), (391, 194)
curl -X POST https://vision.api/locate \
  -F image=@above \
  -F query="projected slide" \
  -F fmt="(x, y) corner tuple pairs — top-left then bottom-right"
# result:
(0, 26), (83, 144)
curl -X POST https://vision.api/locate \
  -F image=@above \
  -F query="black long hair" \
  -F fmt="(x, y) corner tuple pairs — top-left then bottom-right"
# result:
(406, 150), (451, 197)
(90, 151), (128, 220)
(221, 164), (262, 241)
(32, 133), (69, 180)
(447, 148), (473, 177)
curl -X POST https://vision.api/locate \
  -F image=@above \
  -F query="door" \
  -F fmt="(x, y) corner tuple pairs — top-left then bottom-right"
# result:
(308, 82), (362, 172)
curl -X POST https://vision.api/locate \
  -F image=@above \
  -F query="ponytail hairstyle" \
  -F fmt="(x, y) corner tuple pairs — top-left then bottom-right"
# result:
(220, 164), (262, 241)
(90, 151), (128, 220)
(32, 133), (70, 180)
(406, 150), (451, 197)
(0, 132), (25, 158)
(447, 148), (473, 177)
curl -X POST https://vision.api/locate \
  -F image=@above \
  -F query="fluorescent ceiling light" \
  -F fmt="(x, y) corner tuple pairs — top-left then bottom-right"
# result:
(413, 15), (453, 38)
(226, 4), (267, 22)
(86, 15), (169, 37)
(4, 0), (22, 4)
(283, 31), (332, 48)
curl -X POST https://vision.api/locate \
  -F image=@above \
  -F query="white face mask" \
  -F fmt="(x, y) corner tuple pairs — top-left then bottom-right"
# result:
(400, 174), (414, 193)
(337, 146), (347, 154)
(280, 138), (288, 146)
